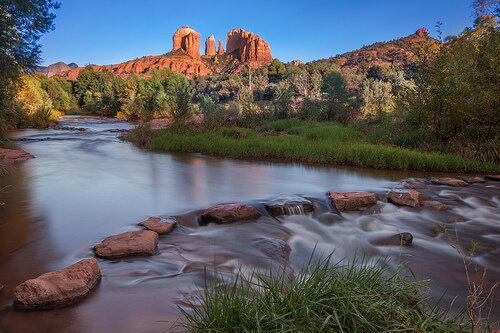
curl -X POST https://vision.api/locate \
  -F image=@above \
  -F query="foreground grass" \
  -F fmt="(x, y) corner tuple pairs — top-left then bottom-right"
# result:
(176, 256), (469, 332)
(144, 121), (500, 173)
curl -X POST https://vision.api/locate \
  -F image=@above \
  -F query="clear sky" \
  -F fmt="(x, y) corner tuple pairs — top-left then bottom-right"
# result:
(39, 0), (476, 67)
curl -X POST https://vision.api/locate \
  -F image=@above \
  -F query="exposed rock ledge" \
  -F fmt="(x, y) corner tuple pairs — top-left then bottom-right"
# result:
(0, 148), (35, 163)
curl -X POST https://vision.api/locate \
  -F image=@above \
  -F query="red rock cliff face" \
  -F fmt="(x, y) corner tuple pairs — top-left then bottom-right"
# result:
(205, 35), (216, 56)
(218, 39), (224, 55)
(172, 26), (201, 58)
(226, 28), (272, 63)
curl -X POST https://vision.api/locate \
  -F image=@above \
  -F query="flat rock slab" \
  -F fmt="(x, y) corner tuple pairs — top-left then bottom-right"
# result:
(13, 258), (101, 310)
(401, 179), (427, 189)
(457, 176), (485, 184)
(421, 201), (447, 211)
(430, 177), (469, 187)
(0, 148), (35, 163)
(138, 217), (177, 234)
(388, 189), (426, 208)
(486, 175), (500, 181)
(370, 233), (413, 246)
(200, 203), (260, 225)
(328, 192), (378, 211)
(264, 197), (314, 217)
(93, 230), (159, 259)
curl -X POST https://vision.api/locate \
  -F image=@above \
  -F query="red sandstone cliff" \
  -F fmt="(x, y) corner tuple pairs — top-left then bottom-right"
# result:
(172, 26), (201, 58)
(226, 28), (272, 63)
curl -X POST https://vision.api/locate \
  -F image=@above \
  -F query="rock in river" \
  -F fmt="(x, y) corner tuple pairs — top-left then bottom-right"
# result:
(138, 217), (177, 234)
(370, 233), (413, 246)
(388, 189), (426, 207)
(430, 177), (469, 187)
(200, 203), (260, 225)
(264, 196), (314, 217)
(328, 192), (378, 211)
(13, 258), (101, 310)
(93, 230), (159, 259)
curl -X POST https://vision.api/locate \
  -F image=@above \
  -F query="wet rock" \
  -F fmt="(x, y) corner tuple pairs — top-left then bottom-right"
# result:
(0, 284), (3, 294)
(264, 197), (314, 217)
(254, 238), (291, 262)
(430, 177), (469, 187)
(401, 179), (427, 189)
(93, 230), (159, 259)
(138, 217), (177, 234)
(388, 189), (426, 207)
(0, 148), (35, 163)
(108, 129), (130, 133)
(370, 233), (413, 246)
(421, 201), (447, 211)
(486, 175), (500, 181)
(317, 212), (342, 225)
(13, 259), (101, 310)
(328, 192), (378, 211)
(200, 203), (260, 225)
(457, 176), (485, 184)
(438, 199), (459, 206)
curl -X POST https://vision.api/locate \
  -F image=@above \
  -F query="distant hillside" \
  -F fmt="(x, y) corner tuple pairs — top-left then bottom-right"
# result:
(37, 62), (78, 77)
(313, 28), (438, 70)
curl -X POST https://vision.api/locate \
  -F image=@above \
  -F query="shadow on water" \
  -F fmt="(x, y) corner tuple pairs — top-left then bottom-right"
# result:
(0, 117), (499, 332)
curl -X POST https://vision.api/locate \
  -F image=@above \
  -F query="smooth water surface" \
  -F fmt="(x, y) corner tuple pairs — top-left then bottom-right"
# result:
(0, 117), (499, 332)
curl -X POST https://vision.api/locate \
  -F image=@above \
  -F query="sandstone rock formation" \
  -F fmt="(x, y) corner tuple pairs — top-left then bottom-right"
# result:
(328, 192), (378, 211)
(200, 203), (261, 225)
(0, 148), (35, 163)
(172, 26), (201, 58)
(370, 233), (413, 246)
(415, 27), (428, 38)
(205, 35), (216, 56)
(93, 230), (159, 259)
(486, 175), (500, 181)
(226, 28), (272, 63)
(13, 259), (101, 310)
(218, 39), (224, 55)
(138, 217), (177, 234)
(264, 197), (314, 217)
(37, 62), (78, 77)
(457, 176), (485, 184)
(388, 189), (426, 207)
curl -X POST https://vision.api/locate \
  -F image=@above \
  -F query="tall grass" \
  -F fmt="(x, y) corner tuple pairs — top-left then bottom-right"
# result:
(147, 125), (500, 172)
(176, 255), (469, 332)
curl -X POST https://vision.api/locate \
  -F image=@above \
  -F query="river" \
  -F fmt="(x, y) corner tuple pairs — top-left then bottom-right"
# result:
(0, 117), (499, 332)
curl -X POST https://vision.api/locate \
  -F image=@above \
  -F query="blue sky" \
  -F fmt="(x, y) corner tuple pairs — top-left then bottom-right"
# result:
(39, 0), (476, 67)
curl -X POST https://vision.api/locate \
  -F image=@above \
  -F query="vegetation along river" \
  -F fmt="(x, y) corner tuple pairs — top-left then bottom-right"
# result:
(0, 117), (499, 332)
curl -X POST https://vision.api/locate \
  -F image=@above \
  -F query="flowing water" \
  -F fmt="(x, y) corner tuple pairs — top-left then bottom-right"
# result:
(0, 117), (499, 332)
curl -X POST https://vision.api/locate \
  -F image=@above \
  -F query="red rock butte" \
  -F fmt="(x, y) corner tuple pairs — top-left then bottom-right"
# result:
(59, 26), (273, 80)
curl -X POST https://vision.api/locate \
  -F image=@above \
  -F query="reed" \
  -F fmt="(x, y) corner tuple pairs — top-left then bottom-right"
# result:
(175, 255), (469, 332)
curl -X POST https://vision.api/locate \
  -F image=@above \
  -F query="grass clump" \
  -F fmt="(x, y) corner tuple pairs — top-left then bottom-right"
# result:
(176, 256), (469, 332)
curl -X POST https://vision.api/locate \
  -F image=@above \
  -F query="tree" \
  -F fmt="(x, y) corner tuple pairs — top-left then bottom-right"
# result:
(0, 0), (60, 101)
(321, 71), (357, 124)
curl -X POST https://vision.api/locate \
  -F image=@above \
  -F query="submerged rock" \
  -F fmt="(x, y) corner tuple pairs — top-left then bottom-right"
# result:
(421, 201), (447, 211)
(200, 203), (260, 225)
(370, 233), (413, 246)
(388, 189), (426, 208)
(328, 192), (378, 211)
(430, 177), (469, 187)
(401, 179), (427, 189)
(93, 230), (159, 259)
(13, 259), (101, 310)
(253, 238), (292, 262)
(264, 197), (314, 217)
(138, 217), (177, 234)
(457, 176), (485, 184)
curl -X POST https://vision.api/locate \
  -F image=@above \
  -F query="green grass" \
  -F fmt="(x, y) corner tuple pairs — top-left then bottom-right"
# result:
(175, 255), (469, 332)
(145, 121), (500, 172)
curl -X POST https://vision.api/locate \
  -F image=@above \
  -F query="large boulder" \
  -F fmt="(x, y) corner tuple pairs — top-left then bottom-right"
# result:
(93, 230), (159, 259)
(13, 259), (101, 310)
(264, 197), (314, 217)
(388, 189), (426, 207)
(200, 203), (260, 225)
(430, 177), (469, 187)
(370, 233), (413, 246)
(328, 192), (378, 211)
(138, 217), (177, 234)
